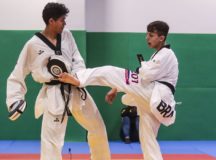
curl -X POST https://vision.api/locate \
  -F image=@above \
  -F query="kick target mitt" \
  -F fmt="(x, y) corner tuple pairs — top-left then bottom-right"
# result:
(47, 56), (68, 78)
(8, 100), (26, 121)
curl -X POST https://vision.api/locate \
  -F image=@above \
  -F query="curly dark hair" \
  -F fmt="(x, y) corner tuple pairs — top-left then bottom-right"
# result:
(42, 2), (69, 25)
(147, 21), (169, 40)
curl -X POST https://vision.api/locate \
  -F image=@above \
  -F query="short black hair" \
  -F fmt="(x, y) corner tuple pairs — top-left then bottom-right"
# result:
(42, 2), (69, 25)
(147, 21), (169, 39)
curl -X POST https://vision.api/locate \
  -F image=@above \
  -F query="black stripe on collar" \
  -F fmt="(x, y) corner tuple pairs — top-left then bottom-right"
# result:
(35, 32), (62, 55)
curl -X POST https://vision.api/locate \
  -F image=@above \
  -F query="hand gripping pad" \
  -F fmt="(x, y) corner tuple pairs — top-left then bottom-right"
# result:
(8, 100), (26, 121)
(47, 57), (68, 78)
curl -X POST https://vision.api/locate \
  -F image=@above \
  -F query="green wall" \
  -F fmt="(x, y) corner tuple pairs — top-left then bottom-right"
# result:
(1, 31), (216, 141)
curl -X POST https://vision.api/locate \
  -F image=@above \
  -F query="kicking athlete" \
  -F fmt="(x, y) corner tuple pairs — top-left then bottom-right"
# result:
(6, 2), (111, 160)
(58, 21), (179, 160)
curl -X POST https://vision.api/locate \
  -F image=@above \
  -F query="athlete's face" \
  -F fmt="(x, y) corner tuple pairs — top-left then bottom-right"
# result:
(146, 31), (165, 50)
(50, 15), (66, 34)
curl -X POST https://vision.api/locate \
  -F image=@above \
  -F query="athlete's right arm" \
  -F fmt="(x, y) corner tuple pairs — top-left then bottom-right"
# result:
(6, 42), (31, 110)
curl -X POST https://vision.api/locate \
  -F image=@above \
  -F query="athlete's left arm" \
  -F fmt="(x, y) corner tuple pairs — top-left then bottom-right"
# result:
(66, 30), (86, 73)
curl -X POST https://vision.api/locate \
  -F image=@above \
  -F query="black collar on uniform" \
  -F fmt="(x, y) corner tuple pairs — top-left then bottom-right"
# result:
(35, 32), (62, 55)
(151, 44), (171, 59)
(163, 44), (170, 49)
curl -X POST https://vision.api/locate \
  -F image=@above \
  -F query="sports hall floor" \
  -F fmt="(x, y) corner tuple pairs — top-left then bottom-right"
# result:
(0, 140), (216, 160)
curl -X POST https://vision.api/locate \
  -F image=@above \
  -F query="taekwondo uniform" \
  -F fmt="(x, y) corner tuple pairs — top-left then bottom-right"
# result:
(73, 45), (179, 160)
(7, 29), (111, 160)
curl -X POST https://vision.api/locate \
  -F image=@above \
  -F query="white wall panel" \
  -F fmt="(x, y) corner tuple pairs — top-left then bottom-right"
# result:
(57, 0), (85, 30)
(0, 0), (85, 30)
(1, 0), (216, 33)
(86, 0), (216, 33)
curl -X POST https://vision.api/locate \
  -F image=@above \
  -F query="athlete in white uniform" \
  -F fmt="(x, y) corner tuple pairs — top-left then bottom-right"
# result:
(58, 21), (179, 160)
(6, 3), (111, 160)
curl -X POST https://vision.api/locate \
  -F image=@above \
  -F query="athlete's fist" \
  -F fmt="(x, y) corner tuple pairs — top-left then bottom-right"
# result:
(105, 88), (117, 104)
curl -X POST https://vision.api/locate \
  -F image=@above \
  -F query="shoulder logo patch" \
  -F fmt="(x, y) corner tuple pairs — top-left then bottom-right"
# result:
(38, 50), (44, 55)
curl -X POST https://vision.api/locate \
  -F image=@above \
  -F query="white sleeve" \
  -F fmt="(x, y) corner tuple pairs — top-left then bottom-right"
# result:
(139, 50), (169, 83)
(6, 43), (31, 109)
(67, 30), (86, 73)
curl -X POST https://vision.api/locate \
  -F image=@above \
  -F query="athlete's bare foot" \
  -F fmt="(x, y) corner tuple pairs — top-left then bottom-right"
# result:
(58, 72), (80, 86)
